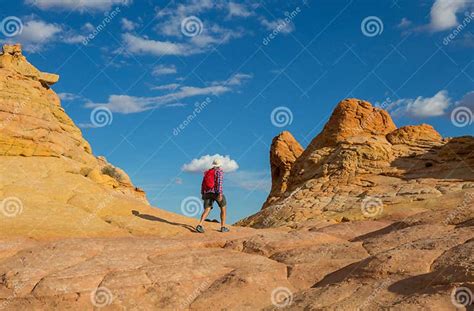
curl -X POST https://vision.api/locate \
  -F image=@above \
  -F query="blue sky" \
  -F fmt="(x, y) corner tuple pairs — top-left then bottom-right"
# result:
(1, 0), (473, 223)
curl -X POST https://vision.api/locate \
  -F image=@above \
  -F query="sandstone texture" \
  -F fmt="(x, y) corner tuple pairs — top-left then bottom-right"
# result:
(0, 45), (473, 310)
(0, 44), (188, 238)
(264, 131), (304, 208)
(239, 98), (474, 228)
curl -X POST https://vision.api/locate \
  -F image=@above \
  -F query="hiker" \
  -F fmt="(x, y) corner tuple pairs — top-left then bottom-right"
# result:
(196, 159), (229, 233)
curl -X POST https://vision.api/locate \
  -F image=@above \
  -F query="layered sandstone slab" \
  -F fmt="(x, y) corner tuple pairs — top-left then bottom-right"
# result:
(1, 204), (471, 310)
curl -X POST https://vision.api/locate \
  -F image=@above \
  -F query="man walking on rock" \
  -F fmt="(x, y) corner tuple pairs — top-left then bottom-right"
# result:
(196, 159), (229, 233)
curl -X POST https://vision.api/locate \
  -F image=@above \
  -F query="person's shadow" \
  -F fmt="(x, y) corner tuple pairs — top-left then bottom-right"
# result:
(131, 210), (196, 232)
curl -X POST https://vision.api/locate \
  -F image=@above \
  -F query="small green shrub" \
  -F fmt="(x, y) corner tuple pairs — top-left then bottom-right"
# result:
(101, 165), (122, 182)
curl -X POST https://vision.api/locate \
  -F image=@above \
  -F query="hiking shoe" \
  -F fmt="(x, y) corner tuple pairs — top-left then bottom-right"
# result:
(196, 225), (205, 233)
(220, 227), (230, 233)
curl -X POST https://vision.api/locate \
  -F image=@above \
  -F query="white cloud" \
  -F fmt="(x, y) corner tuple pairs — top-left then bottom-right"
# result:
(389, 90), (452, 118)
(27, 0), (131, 11)
(85, 85), (230, 113)
(122, 33), (196, 56)
(260, 18), (295, 34)
(150, 0), (244, 55)
(429, 0), (471, 31)
(121, 18), (138, 31)
(9, 19), (62, 52)
(182, 154), (239, 173)
(58, 93), (82, 101)
(397, 17), (412, 29)
(227, 2), (252, 18)
(63, 34), (86, 44)
(227, 170), (270, 191)
(86, 71), (252, 113)
(223, 73), (253, 86)
(456, 90), (474, 109)
(151, 83), (181, 91)
(83, 23), (95, 32)
(152, 64), (177, 76)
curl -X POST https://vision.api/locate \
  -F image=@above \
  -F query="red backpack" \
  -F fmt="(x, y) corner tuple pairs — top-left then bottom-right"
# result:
(202, 168), (216, 192)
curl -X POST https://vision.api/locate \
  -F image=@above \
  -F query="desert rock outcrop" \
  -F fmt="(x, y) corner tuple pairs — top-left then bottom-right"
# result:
(264, 131), (303, 208)
(239, 98), (474, 228)
(0, 44), (192, 238)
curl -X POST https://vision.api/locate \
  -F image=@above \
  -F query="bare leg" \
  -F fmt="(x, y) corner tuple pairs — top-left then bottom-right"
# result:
(220, 206), (227, 228)
(198, 207), (211, 226)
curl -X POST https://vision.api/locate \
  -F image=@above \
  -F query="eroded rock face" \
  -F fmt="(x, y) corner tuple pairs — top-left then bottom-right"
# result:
(264, 131), (303, 208)
(238, 98), (474, 228)
(386, 124), (442, 146)
(0, 44), (175, 238)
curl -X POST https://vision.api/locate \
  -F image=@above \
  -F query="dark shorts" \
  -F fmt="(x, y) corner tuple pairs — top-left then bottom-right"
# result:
(202, 193), (227, 209)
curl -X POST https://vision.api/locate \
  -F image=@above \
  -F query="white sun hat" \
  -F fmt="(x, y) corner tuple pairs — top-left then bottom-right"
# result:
(212, 158), (222, 167)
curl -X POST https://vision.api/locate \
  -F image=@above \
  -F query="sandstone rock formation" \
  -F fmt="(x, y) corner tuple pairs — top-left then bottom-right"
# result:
(264, 131), (303, 208)
(0, 44), (194, 238)
(0, 46), (472, 310)
(239, 98), (474, 228)
(1, 202), (472, 310)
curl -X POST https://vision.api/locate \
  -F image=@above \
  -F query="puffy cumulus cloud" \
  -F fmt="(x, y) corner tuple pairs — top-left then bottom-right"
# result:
(389, 90), (452, 118)
(428, 0), (471, 31)
(5, 19), (62, 52)
(26, 0), (132, 12)
(1, 17), (99, 52)
(182, 154), (239, 173)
